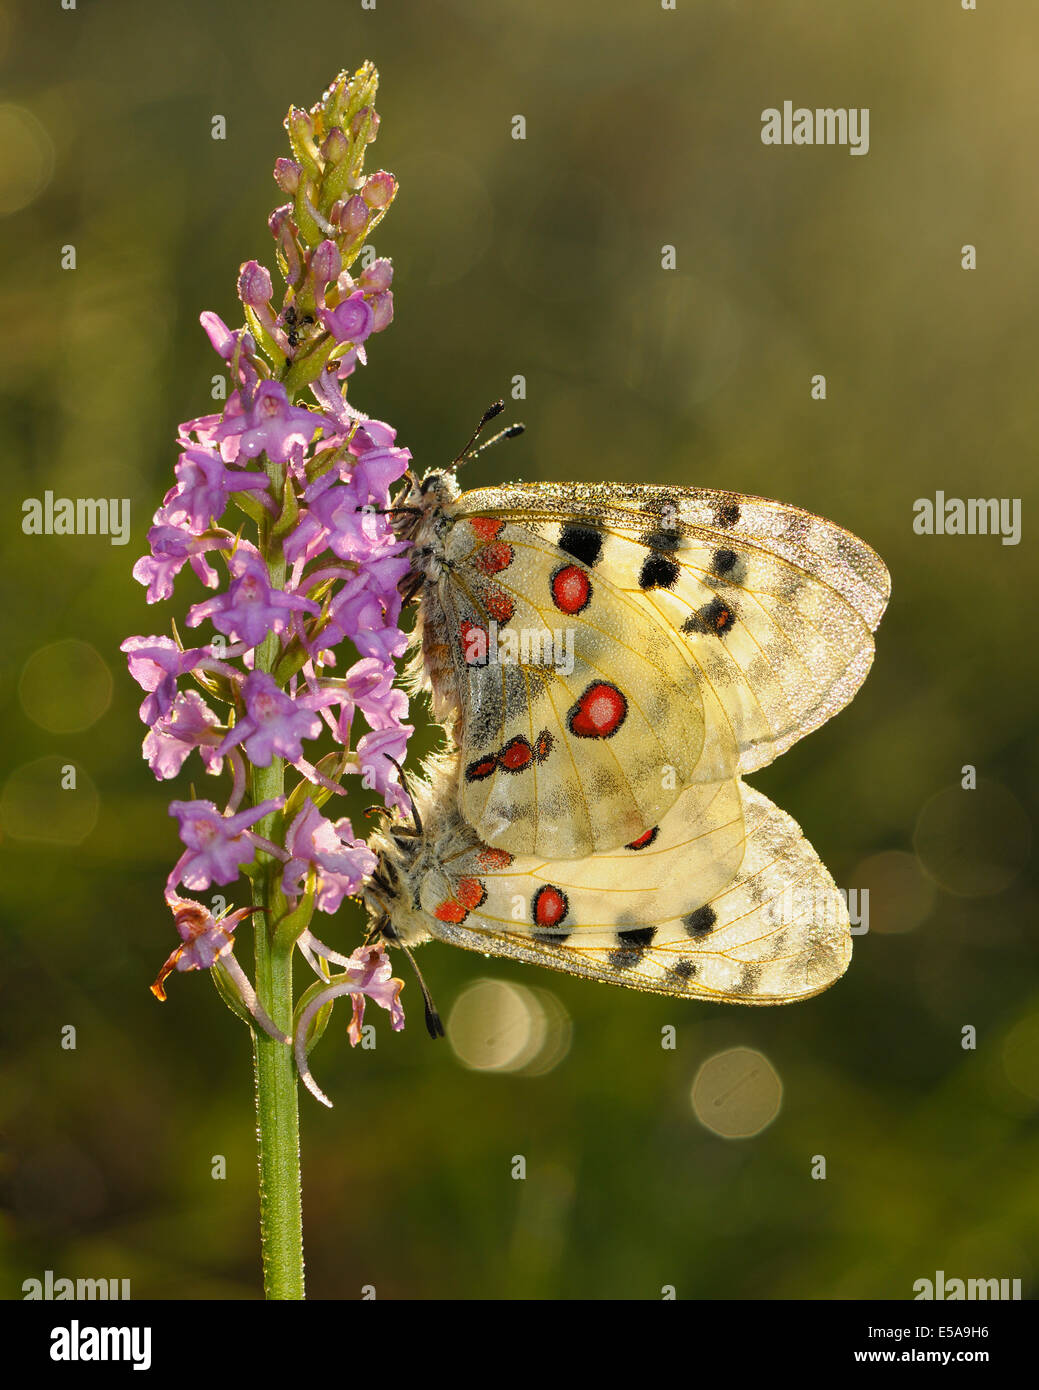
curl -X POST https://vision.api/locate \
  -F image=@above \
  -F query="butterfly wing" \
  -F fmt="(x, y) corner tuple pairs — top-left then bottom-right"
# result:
(431, 482), (888, 858)
(406, 776), (851, 1005)
(435, 513), (710, 858)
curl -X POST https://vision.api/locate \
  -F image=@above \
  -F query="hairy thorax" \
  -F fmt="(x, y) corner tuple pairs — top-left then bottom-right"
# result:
(396, 470), (464, 730)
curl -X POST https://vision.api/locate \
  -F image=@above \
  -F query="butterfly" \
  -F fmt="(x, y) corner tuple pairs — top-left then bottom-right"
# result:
(392, 408), (890, 860)
(364, 755), (852, 1006)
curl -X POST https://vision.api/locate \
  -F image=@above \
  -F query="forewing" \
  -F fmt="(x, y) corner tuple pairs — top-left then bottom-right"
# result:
(446, 482), (889, 794)
(438, 512), (710, 857)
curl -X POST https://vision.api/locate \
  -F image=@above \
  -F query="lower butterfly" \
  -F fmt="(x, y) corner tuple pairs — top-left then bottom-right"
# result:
(363, 756), (852, 1007)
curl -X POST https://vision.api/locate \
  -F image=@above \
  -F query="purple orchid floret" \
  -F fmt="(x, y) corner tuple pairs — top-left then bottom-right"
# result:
(358, 258), (392, 294)
(151, 896), (287, 1044)
(281, 798), (377, 913)
(329, 657), (409, 740)
(200, 311), (240, 360)
(166, 447), (272, 532)
(187, 542), (320, 648)
(133, 524), (233, 603)
(320, 568), (409, 661)
(121, 634), (229, 725)
(294, 941), (405, 1106)
(319, 289), (375, 346)
(167, 796), (284, 893)
(302, 420), (410, 511)
(143, 690), (225, 779)
(218, 670), (324, 766)
(355, 723), (413, 815)
(215, 380), (328, 464)
(309, 367), (366, 435)
(304, 485), (387, 562)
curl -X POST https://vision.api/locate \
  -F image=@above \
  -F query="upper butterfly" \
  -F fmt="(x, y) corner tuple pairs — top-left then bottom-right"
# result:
(392, 407), (890, 859)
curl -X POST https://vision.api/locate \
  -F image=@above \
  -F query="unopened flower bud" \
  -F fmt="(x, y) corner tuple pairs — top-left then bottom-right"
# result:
(359, 257), (393, 293)
(340, 194), (370, 236)
(350, 107), (380, 142)
(269, 205), (302, 284)
(362, 171), (396, 209)
(238, 260), (273, 308)
(369, 290), (394, 333)
(321, 127), (349, 165)
(310, 239), (342, 290)
(285, 105), (320, 175)
(273, 157), (302, 195)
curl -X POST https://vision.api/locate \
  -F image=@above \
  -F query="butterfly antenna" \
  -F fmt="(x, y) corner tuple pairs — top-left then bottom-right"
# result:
(382, 922), (444, 1039)
(452, 400), (505, 468)
(385, 755), (422, 834)
(471, 420), (525, 458)
(452, 400), (525, 470)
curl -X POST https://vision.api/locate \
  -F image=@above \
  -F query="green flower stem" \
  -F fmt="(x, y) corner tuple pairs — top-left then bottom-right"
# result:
(250, 459), (306, 1300)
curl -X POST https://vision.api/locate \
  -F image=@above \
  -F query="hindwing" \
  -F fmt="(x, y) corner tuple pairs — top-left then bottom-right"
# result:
(369, 770), (852, 1006)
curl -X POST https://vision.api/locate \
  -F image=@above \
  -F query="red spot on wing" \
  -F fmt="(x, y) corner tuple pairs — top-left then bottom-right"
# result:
(550, 564), (591, 614)
(483, 587), (515, 623)
(532, 884), (569, 928)
(534, 730), (554, 762)
(478, 847), (514, 871)
(469, 517), (504, 542)
(456, 877), (487, 911)
(568, 681), (628, 739)
(473, 541), (514, 575)
(465, 756), (497, 782)
(626, 826), (660, 851)
(499, 736), (533, 772)
(434, 899), (468, 923)
(459, 620), (488, 664)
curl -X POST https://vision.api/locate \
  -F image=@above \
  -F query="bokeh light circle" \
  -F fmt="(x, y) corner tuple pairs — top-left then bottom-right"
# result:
(19, 640), (113, 733)
(691, 1047), (783, 1138)
(0, 756), (99, 844)
(1002, 1015), (1039, 1103)
(0, 104), (55, 216)
(914, 781), (1030, 897)
(851, 850), (936, 934)
(447, 978), (570, 1075)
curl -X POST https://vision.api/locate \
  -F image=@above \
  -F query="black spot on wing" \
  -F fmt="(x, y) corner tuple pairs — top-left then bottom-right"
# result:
(618, 926), (656, 949)
(502, 664), (546, 720)
(736, 963), (762, 995)
(532, 927), (572, 946)
(668, 959), (698, 982)
(609, 945), (644, 970)
(714, 502), (741, 529)
(558, 524), (603, 568)
(608, 917), (654, 969)
(683, 905), (717, 937)
(682, 597), (736, 636)
(711, 548), (739, 576)
(641, 526), (681, 551)
(638, 554), (680, 590)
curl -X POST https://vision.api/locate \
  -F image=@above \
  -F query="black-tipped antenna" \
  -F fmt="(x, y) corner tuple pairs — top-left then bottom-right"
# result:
(471, 421), (525, 458)
(385, 755), (422, 835)
(452, 400), (506, 468)
(382, 922), (444, 1039)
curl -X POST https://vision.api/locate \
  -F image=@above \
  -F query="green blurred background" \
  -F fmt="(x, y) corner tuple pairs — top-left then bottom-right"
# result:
(1, 0), (1036, 1299)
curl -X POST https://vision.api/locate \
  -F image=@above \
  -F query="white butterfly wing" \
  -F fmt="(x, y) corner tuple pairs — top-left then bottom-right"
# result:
(424, 482), (887, 856)
(399, 777), (851, 1005)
